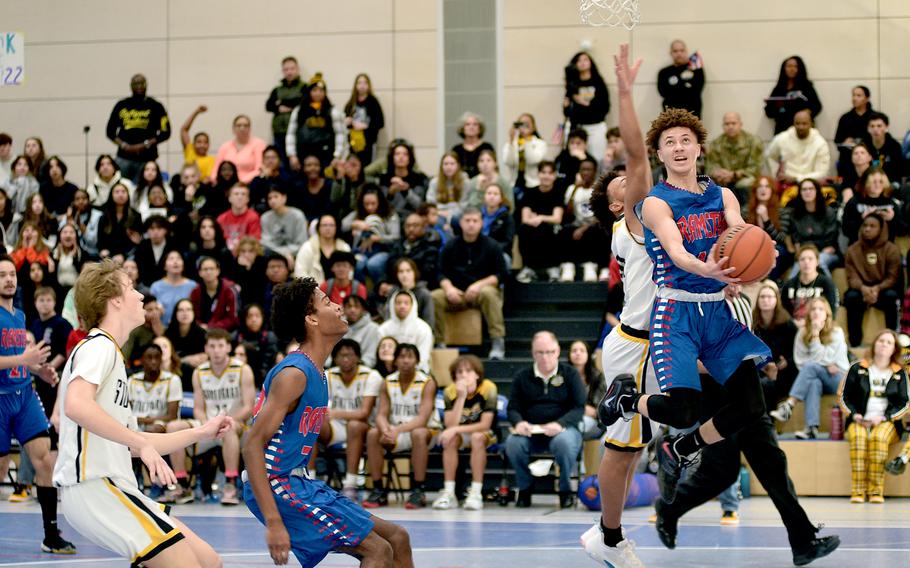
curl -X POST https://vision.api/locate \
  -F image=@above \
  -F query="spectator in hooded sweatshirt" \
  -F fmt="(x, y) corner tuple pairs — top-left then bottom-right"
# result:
(843, 213), (902, 347)
(342, 295), (381, 368)
(378, 289), (433, 374)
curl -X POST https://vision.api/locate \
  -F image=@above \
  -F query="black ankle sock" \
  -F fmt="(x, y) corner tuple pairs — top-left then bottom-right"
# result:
(178, 476), (191, 489)
(601, 520), (623, 547)
(373, 480), (384, 491)
(412, 480), (425, 491)
(674, 428), (707, 457)
(36, 485), (58, 539)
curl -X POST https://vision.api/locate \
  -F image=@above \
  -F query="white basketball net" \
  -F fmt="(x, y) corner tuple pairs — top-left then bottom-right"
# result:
(579, 0), (641, 29)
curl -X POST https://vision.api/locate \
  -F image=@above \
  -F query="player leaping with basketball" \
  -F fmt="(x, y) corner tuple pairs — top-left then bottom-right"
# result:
(578, 44), (655, 568)
(53, 259), (234, 568)
(599, 106), (774, 505)
(242, 278), (413, 567)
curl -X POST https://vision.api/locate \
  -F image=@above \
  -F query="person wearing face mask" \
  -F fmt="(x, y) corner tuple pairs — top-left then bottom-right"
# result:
(105, 73), (171, 183)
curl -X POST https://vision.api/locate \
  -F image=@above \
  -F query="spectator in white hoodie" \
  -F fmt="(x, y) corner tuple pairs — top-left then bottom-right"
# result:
(377, 289), (433, 374)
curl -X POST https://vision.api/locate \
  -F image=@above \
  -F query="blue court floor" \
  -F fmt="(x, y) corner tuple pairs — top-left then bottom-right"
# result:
(1, 494), (908, 567)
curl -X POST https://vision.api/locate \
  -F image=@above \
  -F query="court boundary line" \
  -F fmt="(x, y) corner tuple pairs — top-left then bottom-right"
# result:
(4, 544), (910, 566)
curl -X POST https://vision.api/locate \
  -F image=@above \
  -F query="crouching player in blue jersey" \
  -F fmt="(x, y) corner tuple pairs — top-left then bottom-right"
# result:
(599, 108), (775, 506)
(243, 277), (413, 567)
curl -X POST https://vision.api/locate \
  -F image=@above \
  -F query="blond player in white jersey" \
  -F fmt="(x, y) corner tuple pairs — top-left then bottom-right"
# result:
(52, 259), (233, 568)
(579, 44), (656, 568)
(129, 343), (182, 433)
(363, 343), (440, 510)
(318, 337), (383, 499)
(163, 327), (255, 505)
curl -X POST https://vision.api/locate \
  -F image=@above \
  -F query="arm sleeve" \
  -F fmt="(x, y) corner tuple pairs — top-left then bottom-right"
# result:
(823, 276), (840, 312)
(656, 68), (670, 99)
(367, 97), (385, 138)
(692, 68), (706, 93)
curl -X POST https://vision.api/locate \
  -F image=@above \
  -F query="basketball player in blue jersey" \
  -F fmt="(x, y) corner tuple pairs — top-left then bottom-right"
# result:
(243, 277), (413, 567)
(0, 255), (76, 554)
(599, 107), (773, 505)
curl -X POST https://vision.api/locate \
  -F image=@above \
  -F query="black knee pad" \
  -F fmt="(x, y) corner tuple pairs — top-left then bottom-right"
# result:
(646, 388), (701, 429)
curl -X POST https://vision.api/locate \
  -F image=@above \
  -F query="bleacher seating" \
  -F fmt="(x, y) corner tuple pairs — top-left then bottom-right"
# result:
(748, 439), (910, 497)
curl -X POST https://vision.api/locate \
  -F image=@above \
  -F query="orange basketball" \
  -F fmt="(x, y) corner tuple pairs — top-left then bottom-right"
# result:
(713, 224), (776, 284)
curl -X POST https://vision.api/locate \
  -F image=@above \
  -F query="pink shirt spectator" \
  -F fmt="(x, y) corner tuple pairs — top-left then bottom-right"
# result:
(212, 136), (267, 183)
(217, 208), (262, 253)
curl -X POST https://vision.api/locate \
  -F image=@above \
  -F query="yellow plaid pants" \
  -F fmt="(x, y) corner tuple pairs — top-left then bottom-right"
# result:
(846, 421), (899, 497)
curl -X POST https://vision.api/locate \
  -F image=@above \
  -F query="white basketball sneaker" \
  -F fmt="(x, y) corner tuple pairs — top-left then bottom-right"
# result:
(580, 523), (646, 568)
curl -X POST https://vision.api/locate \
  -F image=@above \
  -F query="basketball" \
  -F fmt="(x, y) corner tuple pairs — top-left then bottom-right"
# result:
(714, 224), (776, 284)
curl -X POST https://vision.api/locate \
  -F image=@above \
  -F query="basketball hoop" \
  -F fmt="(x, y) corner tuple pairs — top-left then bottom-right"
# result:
(579, 0), (640, 29)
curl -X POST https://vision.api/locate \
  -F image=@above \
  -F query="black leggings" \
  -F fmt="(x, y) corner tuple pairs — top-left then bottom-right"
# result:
(645, 361), (766, 438)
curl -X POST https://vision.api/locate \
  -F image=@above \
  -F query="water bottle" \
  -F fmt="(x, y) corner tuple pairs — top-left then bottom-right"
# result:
(830, 405), (844, 440)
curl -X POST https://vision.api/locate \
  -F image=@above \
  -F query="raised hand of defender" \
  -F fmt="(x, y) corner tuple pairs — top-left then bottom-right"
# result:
(703, 243), (740, 284)
(138, 444), (177, 486)
(22, 340), (51, 368)
(202, 414), (235, 440)
(613, 43), (642, 94)
(266, 522), (291, 565)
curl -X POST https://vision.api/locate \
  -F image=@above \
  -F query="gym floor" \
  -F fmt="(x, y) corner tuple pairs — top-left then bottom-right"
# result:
(1, 494), (908, 567)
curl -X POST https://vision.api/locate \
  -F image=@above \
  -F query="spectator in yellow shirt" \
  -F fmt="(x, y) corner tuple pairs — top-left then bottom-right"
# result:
(180, 104), (215, 180)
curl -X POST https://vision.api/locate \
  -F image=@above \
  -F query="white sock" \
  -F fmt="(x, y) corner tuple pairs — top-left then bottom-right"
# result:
(470, 481), (483, 495)
(902, 455), (909, 464)
(343, 473), (358, 488)
(444, 481), (456, 494)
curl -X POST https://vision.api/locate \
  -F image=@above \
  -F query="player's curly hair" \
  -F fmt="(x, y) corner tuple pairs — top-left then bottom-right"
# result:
(645, 108), (707, 151)
(589, 171), (621, 229)
(271, 277), (319, 344)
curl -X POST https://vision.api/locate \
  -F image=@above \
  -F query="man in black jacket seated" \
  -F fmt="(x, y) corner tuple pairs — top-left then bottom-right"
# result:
(505, 331), (585, 508)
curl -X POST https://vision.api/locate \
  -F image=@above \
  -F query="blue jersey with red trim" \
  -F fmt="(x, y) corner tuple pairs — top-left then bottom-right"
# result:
(251, 352), (328, 478)
(638, 177), (728, 293)
(0, 306), (30, 393)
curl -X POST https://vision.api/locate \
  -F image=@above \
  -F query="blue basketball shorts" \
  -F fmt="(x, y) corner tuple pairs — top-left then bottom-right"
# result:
(243, 475), (375, 568)
(0, 387), (51, 455)
(650, 298), (771, 392)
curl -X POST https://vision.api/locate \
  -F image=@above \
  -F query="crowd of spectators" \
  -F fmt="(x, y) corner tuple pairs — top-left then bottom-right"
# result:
(4, 40), (910, 508)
